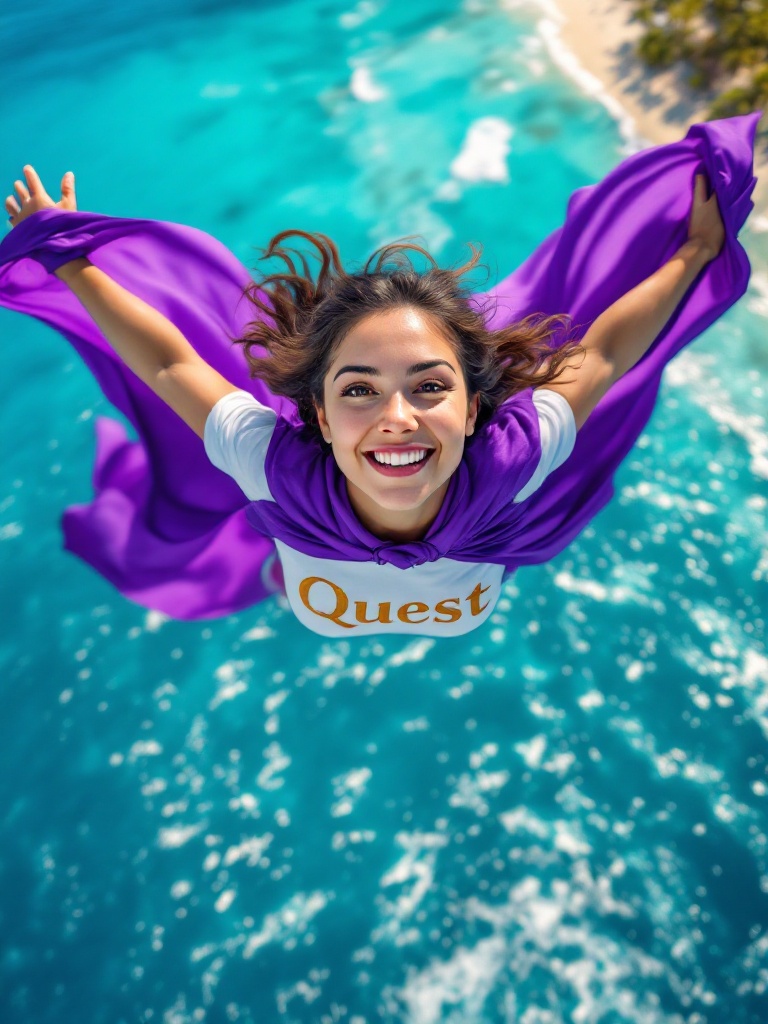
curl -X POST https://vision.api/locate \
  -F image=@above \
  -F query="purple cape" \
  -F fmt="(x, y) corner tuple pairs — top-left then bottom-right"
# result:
(0, 113), (759, 619)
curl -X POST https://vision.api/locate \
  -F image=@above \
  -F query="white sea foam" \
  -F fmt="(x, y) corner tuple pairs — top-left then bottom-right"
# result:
(403, 716), (430, 731)
(449, 117), (514, 184)
(127, 739), (163, 761)
(553, 820), (592, 856)
(241, 624), (275, 641)
(331, 766), (372, 817)
(228, 790), (262, 815)
(141, 777), (167, 796)
(666, 350), (768, 480)
(144, 610), (169, 632)
(392, 869), (675, 1023)
(449, 768), (510, 817)
(256, 741), (291, 791)
(554, 567), (666, 614)
(202, 851), (220, 872)
(469, 742), (499, 769)
(374, 831), (449, 938)
(498, 805), (550, 839)
(349, 65), (388, 102)
(331, 829), (376, 850)
(223, 834), (272, 867)
(674, 602), (768, 738)
(161, 799), (188, 818)
(275, 977), (323, 1015)
(213, 659), (252, 685)
(214, 889), (236, 913)
(242, 891), (332, 958)
(157, 821), (207, 849)
(208, 677), (247, 710)
(515, 733), (547, 769)
(531, 0), (646, 156)
(264, 689), (289, 714)
(388, 638), (435, 667)
(398, 934), (508, 1023)
(621, 479), (719, 516)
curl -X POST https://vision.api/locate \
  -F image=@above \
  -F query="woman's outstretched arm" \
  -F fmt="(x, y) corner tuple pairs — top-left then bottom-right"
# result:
(5, 165), (240, 439)
(543, 173), (725, 429)
(53, 257), (240, 438)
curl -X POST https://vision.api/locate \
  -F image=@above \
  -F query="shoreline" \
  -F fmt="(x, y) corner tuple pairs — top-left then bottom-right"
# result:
(536, 0), (768, 225)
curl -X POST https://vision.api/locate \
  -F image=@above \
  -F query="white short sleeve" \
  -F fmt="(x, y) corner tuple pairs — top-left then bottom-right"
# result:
(513, 389), (576, 503)
(203, 390), (277, 502)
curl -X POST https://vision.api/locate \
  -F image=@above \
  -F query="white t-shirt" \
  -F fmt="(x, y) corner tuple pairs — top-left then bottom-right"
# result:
(204, 390), (575, 637)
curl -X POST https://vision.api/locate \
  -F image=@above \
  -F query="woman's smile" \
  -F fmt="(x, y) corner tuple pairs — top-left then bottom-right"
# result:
(363, 445), (436, 475)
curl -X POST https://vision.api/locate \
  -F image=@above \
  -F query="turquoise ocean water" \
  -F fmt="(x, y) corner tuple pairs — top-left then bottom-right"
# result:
(1, 1), (767, 1021)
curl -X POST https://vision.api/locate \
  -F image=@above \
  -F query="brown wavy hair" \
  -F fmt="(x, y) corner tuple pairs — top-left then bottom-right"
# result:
(232, 229), (583, 443)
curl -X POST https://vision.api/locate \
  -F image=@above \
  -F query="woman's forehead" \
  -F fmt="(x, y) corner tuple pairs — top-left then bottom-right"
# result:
(330, 309), (457, 365)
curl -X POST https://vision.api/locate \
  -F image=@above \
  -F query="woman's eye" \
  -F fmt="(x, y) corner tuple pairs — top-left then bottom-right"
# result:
(341, 384), (374, 398)
(340, 381), (448, 398)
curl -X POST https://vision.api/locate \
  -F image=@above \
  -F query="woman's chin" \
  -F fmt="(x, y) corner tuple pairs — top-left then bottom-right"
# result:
(349, 476), (424, 507)
(368, 477), (449, 516)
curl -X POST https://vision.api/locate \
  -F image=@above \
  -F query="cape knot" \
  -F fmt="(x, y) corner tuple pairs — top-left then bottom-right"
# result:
(373, 541), (442, 569)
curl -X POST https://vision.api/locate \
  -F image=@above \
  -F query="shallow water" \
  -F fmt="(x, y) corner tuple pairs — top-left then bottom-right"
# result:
(0, 1), (767, 1022)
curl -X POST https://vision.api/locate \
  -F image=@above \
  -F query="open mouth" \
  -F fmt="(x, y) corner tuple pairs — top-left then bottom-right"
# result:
(363, 449), (436, 477)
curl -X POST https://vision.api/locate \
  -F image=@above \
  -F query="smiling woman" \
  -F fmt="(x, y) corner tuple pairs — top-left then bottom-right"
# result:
(231, 234), (579, 545)
(201, 230), (583, 636)
(0, 113), (760, 634)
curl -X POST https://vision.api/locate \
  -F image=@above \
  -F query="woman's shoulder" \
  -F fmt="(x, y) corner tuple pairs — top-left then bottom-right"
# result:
(467, 387), (540, 465)
(203, 390), (324, 503)
(461, 387), (576, 504)
(473, 387), (574, 453)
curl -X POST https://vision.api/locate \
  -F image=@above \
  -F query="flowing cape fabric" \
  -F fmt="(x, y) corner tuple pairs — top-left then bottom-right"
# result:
(0, 113), (759, 619)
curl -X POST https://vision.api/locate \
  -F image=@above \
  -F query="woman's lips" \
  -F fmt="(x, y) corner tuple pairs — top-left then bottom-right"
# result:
(364, 449), (435, 477)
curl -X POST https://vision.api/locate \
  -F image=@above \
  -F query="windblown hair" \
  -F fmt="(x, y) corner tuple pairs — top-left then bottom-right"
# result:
(232, 230), (583, 443)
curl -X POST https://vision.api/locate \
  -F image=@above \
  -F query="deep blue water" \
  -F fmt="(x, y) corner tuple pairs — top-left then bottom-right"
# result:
(1, 1), (767, 1022)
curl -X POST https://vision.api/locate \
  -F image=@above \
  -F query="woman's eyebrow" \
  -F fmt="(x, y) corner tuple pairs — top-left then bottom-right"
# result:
(332, 359), (457, 382)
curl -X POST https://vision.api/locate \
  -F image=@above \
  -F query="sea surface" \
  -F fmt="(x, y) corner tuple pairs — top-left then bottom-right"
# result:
(0, 1), (767, 1022)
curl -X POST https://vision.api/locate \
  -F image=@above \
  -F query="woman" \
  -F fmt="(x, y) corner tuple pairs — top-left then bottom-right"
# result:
(0, 113), (759, 635)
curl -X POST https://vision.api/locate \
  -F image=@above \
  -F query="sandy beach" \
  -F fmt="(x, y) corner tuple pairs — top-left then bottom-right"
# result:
(539, 0), (768, 221)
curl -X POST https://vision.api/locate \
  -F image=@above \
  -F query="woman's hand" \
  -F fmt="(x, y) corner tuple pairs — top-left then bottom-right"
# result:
(687, 172), (724, 262)
(4, 164), (77, 228)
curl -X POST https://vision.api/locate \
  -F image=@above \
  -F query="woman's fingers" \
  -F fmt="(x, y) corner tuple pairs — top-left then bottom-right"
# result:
(6, 170), (36, 224)
(60, 170), (76, 210)
(5, 164), (60, 226)
(23, 164), (45, 197)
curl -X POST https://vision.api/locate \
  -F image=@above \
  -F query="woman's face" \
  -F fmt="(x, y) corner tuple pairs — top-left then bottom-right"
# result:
(315, 307), (479, 541)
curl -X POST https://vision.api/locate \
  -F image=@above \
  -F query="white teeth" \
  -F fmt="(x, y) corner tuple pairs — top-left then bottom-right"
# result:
(372, 449), (429, 466)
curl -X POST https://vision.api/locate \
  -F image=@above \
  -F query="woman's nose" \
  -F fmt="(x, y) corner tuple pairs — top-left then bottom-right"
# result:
(378, 390), (419, 430)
